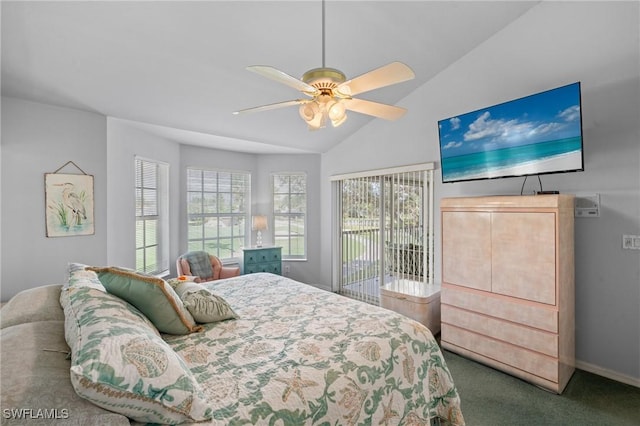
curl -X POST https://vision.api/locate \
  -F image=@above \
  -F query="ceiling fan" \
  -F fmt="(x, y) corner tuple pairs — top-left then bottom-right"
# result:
(233, 0), (415, 130)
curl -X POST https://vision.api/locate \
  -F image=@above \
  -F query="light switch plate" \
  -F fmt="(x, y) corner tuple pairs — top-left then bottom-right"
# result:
(622, 235), (640, 250)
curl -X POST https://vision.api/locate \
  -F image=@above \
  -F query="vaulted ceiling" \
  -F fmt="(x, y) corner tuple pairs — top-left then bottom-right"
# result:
(1, 1), (538, 153)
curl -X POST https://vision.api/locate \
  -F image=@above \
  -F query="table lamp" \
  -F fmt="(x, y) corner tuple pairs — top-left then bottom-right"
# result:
(252, 215), (268, 247)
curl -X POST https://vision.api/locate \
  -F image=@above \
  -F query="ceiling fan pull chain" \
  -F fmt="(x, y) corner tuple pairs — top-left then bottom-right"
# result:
(321, 0), (326, 68)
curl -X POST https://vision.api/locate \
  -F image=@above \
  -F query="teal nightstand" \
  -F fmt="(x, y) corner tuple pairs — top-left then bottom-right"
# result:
(242, 246), (282, 275)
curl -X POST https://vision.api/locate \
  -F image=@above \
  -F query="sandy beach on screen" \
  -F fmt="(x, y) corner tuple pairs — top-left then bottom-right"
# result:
(457, 151), (582, 181)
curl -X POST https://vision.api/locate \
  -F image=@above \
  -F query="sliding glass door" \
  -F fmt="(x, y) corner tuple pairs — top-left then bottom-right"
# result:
(332, 163), (434, 305)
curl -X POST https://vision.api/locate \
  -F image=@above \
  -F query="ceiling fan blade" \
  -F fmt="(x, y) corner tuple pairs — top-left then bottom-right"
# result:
(233, 99), (310, 115)
(343, 98), (407, 121)
(336, 62), (415, 97)
(247, 66), (319, 96)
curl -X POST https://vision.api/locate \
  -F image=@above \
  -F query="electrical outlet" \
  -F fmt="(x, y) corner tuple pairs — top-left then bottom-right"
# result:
(622, 235), (640, 250)
(284, 265), (291, 275)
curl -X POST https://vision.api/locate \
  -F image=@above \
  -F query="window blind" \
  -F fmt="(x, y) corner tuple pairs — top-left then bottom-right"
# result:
(332, 163), (434, 304)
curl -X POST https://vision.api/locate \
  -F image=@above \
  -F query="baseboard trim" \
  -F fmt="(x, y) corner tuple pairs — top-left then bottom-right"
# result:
(576, 360), (640, 388)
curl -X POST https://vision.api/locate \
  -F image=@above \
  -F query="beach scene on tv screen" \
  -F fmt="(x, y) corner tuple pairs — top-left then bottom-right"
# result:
(439, 83), (583, 183)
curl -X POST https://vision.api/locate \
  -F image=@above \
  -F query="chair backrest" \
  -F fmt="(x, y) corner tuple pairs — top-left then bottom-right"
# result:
(176, 251), (222, 281)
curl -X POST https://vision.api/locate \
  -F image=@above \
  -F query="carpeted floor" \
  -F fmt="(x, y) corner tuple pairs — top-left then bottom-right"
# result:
(442, 350), (640, 426)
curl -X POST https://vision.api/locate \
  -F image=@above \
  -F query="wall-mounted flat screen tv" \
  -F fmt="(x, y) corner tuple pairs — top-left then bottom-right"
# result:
(438, 82), (584, 183)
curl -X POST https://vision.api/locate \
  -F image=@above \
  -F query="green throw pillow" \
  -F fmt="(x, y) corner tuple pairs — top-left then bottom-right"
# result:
(88, 266), (202, 335)
(174, 281), (238, 324)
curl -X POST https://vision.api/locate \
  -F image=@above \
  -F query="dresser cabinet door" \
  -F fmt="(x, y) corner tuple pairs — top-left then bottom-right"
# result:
(442, 211), (492, 291)
(491, 212), (556, 305)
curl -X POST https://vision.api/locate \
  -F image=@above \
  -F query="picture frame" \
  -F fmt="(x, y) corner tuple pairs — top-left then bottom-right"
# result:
(45, 172), (95, 237)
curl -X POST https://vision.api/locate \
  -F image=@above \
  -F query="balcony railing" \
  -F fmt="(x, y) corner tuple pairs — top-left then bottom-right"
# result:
(339, 226), (426, 303)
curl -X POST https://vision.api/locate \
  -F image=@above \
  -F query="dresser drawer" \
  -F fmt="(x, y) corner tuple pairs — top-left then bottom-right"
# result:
(244, 248), (281, 265)
(442, 285), (558, 333)
(442, 324), (559, 383)
(244, 261), (281, 275)
(442, 306), (558, 357)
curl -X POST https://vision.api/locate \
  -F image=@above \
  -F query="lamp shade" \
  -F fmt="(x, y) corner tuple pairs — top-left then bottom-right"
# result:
(252, 215), (268, 231)
(299, 102), (324, 130)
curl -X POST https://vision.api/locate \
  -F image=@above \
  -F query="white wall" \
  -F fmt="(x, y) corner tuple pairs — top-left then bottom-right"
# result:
(1, 97), (107, 299)
(255, 154), (322, 286)
(321, 2), (639, 384)
(0, 106), (322, 298)
(106, 119), (181, 272)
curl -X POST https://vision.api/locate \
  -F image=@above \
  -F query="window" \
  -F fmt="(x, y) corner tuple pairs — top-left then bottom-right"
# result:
(272, 173), (306, 259)
(135, 157), (169, 275)
(187, 168), (250, 259)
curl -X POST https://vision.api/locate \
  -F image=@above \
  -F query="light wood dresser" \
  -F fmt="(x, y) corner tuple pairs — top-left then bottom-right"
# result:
(440, 195), (575, 393)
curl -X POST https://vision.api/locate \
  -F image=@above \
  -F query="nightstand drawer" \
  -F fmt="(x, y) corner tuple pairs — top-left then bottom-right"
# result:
(244, 261), (281, 275)
(244, 248), (281, 264)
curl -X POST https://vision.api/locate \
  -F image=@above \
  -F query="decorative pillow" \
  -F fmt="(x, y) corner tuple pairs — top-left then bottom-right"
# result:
(88, 266), (202, 335)
(62, 286), (212, 424)
(182, 251), (213, 280)
(174, 281), (238, 324)
(65, 262), (106, 291)
(60, 264), (160, 337)
(61, 264), (107, 312)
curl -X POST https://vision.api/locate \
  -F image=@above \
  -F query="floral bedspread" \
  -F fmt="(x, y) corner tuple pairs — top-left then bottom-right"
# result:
(163, 273), (464, 425)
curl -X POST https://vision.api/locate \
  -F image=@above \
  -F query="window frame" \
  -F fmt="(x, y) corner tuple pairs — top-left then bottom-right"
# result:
(271, 172), (307, 261)
(135, 156), (170, 276)
(186, 167), (251, 261)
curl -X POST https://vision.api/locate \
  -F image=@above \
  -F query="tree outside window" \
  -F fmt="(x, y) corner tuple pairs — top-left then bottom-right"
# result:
(272, 173), (306, 259)
(187, 168), (250, 259)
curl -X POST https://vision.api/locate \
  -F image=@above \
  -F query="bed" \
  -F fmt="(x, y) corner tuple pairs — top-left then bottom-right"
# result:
(160, 273), (465, 425)
(25, 266), (467, 425)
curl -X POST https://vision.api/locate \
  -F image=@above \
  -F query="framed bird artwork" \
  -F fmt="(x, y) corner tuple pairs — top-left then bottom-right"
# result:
(45, 168), (94, 237)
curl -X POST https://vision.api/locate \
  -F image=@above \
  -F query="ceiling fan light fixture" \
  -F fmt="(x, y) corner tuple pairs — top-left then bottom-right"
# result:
(299, 102), (324, 130)
(299, 102), (318, 121)
(234, 0), (414, 130)
(327, 100), (347, 127)
(330, 114), (347, 128)
(309, 112), (325, 130)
